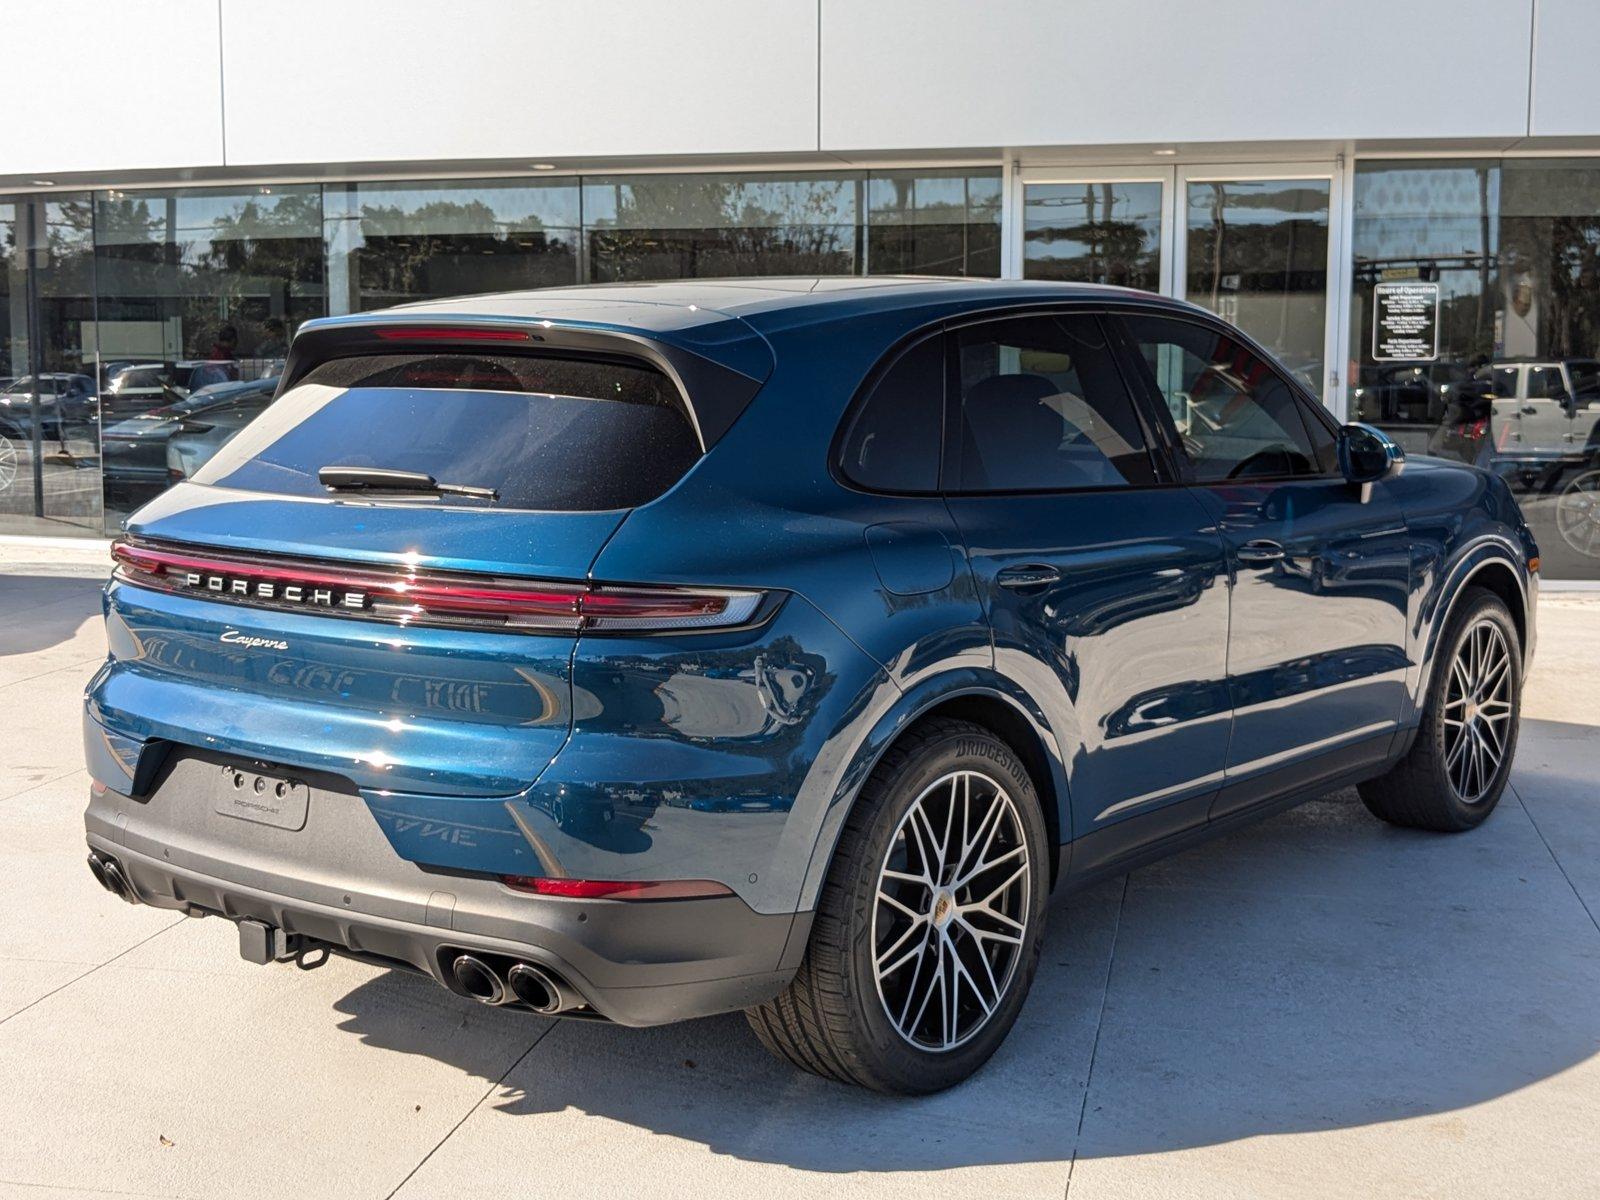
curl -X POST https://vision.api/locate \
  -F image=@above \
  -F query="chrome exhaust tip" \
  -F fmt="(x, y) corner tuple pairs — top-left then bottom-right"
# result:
(450, 954), (508, 1005)
(506, 962), (581, 1015)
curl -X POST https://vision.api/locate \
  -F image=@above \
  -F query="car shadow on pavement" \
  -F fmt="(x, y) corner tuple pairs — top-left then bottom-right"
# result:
(0, 574), (105, 658)
(327, 775), (1600, 1173)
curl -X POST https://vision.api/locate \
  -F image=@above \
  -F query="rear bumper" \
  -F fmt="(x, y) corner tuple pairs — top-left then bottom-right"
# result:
(85, 776), (809, 1027)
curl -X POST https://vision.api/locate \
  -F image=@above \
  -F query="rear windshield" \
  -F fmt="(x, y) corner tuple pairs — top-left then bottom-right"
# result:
(190, 352), (701, 511)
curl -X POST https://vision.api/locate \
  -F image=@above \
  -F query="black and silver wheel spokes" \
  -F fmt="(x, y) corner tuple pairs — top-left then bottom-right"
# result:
(1442, 619), (1514, 803)
(871, 770), (1030, 1052)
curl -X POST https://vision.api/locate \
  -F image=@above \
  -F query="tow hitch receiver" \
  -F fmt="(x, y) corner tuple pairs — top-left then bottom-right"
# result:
(238, 919), (301, 965)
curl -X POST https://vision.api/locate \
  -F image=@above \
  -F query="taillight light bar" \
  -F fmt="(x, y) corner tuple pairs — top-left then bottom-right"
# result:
(110, 538), (766, 635)
(372, 325), (533, 343)
(499, 876), (733, 901)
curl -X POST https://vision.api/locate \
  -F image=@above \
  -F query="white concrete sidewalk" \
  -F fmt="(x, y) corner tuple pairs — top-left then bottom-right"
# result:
(0, 569), (1595, 1200)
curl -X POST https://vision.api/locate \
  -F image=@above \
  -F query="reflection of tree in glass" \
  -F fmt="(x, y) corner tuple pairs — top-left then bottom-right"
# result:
(588, 177), (857, 281)
(189, 194), (323, 359)
(354, 200), (576, 305)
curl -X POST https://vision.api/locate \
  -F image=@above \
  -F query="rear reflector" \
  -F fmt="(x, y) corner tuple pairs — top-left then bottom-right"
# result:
(372, 325), (532, 343)
(111, 537), (766, 635)
(499, 876), (734, 901)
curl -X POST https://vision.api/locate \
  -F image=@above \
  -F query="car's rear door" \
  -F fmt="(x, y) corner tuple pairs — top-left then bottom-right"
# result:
(1113, 311), (1412, 821)
(940, 310), (1232, 875)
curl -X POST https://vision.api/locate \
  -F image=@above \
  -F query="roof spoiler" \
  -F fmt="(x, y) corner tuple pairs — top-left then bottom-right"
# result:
(278, 314), (774, 451)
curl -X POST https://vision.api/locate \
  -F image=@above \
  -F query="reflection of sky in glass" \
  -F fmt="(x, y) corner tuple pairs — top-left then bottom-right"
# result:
(1024, 181), (1161, 264)
(1353, 164), (1500, 305)
(96, 185), (323, 246)
(869, 171), (1002, 227)
(1185, 179), (1330, 225)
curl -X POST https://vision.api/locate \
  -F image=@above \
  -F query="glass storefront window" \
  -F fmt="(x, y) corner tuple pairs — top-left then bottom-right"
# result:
(1023, 180), (1163, 289)
(324, 179), (580, 313)
(0, 194), (100, 535)
(868, 169), (1001, 277)
(94, 184), (325, 531)
(1352, 159), (1600, 579)
(581, 173), (864, 281)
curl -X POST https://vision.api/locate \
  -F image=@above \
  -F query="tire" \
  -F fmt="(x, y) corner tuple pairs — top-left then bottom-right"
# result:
(746, 717), (1049, 1094)
(1359, 586), (1522, 831)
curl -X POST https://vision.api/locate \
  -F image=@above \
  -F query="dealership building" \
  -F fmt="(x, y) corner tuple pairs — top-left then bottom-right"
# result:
(4, 0), (1600, 580)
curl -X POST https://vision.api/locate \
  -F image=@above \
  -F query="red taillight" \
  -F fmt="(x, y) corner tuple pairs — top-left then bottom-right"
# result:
(499, 876), (733, 901)
(110, 538), (765, 634)
(1461, 417), (1487, 440)
(372, 325), (532, 343)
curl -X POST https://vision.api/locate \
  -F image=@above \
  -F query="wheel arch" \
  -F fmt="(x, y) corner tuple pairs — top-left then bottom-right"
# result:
(794, 671), (1072, 912)
(1415, 538), (1533, 714)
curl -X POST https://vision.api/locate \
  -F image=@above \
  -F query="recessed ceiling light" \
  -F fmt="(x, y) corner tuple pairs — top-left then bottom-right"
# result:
(1152, 148), (1178, 157)
(530, 163), (557, 171)
(30, 179), (54, 186)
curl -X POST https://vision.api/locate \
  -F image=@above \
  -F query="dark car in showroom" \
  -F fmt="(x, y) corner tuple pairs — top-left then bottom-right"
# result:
(83, 278), (1536, 1093)
(101, 377), (278, 511)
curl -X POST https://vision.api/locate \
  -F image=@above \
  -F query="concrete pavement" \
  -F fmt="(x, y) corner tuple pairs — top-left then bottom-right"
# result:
(0, 561), (1596, 1199)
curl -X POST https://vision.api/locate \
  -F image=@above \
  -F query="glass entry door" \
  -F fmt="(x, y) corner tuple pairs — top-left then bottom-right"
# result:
(1176, 166), (1340, 403)
(1017, 163), (1344, 410)
(1017, 168), (1174, 293)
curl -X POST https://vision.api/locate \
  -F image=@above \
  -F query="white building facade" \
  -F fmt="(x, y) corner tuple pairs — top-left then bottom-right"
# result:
(4, 0), (1600, 577)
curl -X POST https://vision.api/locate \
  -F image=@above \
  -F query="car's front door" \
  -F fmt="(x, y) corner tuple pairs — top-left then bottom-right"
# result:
(1116, 312), (1412, 819)
(940, 311), (1232, 873)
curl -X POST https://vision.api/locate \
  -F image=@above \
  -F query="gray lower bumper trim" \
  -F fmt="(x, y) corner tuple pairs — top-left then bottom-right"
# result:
(87, 832), (806, 1027)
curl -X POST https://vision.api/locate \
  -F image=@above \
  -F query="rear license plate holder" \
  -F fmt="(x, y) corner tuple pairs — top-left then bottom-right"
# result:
(214, 763), (310, 832)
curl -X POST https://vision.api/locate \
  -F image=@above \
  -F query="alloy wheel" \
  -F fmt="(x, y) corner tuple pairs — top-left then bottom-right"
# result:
(870, 770), (1030, 1052)
(0, 434), (16, 493)
(1442, 619), (1515, 803)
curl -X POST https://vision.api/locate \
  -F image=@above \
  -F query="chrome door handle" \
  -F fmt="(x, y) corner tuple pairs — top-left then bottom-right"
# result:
(996, 564), (1062, 590)
(1236, 539), (1285, 565)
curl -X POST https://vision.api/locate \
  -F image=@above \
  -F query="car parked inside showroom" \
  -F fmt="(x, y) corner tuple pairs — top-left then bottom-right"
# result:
(83, 278), (1536, 1093)
(101, 376), (278, 510)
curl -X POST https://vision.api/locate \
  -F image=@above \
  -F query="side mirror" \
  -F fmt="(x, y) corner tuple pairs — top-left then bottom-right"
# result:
(1337, 421), (1405, 502)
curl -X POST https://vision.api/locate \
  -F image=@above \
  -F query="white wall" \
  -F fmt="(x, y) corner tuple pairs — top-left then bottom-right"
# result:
(0, 0), (224, 176)
(220, 0), (819, 165)
(820, 0), (1537, 151)
(1530, 0), (1600, 136)
(1, 0), (1596, 180)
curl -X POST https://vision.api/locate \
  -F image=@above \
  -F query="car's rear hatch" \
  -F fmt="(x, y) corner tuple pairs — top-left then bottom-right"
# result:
(87, 313), (771, 806)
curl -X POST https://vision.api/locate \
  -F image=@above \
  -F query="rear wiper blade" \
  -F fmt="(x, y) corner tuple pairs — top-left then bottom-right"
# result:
(317, 465), (497, 500)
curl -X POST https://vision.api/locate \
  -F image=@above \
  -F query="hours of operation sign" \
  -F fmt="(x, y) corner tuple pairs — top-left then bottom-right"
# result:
(1372, 281), (1440, 361)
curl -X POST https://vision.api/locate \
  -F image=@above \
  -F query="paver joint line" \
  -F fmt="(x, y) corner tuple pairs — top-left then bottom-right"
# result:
(1063, 872), (1129, 1199)
(382, 1022), (557, 1200)
(1511, 780), (1600, 938)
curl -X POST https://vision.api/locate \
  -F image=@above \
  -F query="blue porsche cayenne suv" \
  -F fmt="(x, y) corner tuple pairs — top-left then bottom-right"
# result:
(83, 278), (1536, 1093)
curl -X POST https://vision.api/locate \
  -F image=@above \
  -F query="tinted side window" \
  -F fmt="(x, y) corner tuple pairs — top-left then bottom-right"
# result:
(954, 313), (1155, 492)
(839, 337), (944, 492)
(1527, 366), (1569, 400)
(1123, 314), (1324, 482)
